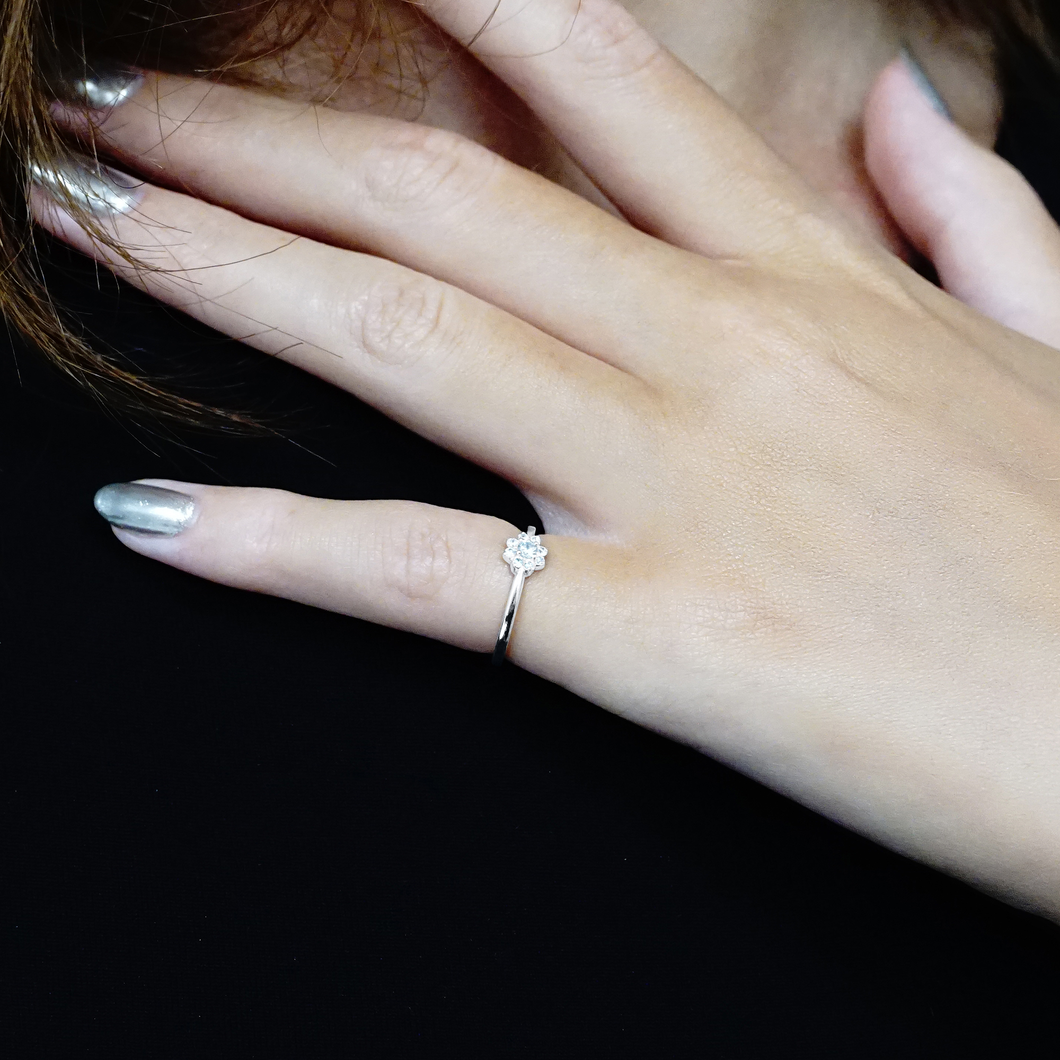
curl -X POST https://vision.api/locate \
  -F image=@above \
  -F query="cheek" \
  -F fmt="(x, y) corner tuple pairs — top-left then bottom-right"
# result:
(240, 5), (567, 180)
(412, 47), (577, 186)
(238, 2), (603, 207)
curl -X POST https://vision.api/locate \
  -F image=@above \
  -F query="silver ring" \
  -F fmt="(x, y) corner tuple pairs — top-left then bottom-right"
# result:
(492, 526), (548, 667)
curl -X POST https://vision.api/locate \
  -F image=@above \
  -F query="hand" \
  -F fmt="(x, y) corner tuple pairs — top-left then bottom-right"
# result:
(36, 0), (1060, 916)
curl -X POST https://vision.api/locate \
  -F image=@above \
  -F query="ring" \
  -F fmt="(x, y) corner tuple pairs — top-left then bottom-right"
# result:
(492, 526), (548, 667)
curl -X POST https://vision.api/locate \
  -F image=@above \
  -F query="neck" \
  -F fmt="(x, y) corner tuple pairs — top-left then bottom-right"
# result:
(625, 0), (999, 245)
(255, 0), (1001, 248)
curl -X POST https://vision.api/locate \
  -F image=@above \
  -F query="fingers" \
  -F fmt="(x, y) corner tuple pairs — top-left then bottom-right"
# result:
(60, 73), (696, 370)
(98, 481), (589, 669)
(866, 57), (1060, 349)
(415, 0), (826, 258)
(32, 176), (648, 516)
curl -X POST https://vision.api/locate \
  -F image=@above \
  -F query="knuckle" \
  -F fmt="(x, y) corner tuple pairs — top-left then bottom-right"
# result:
(238, 491), (301, 579)
(353, 276), (459, 372)
(380, 511), (458, 603)
(361, 125), (499, 218)
(564, 0), (667, 84)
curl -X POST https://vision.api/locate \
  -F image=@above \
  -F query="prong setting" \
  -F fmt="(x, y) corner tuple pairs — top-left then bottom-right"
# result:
(494, 526), (547, 666)
(502, 526), (548, 577)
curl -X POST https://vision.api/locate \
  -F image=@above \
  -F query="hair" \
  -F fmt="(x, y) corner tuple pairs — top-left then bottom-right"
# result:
(0, 0), (1057, 426)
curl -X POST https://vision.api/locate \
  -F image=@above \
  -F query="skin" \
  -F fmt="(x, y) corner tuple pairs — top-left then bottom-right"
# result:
(249, 0), (1001, 247)
(36, 0), (1060, 915)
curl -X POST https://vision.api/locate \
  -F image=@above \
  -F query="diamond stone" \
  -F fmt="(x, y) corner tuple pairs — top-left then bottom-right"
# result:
(503, 531), (548, 576)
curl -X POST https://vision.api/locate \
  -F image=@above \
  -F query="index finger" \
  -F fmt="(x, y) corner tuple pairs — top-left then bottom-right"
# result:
(419, 0), (829, 258)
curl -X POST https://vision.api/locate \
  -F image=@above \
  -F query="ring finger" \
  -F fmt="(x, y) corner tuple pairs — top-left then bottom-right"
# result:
(32, 170), (651, 520)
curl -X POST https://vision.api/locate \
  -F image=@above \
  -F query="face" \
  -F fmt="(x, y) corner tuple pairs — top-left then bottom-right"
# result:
(243, 0), (1001, 252)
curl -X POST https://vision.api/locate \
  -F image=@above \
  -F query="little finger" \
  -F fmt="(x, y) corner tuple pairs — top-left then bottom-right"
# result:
(93, 480), (593, 672)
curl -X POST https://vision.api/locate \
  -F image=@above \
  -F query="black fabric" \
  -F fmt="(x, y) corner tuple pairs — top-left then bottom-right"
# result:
(6, 90), (1060, 1060)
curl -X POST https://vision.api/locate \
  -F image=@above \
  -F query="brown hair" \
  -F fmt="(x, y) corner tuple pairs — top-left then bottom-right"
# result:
(0, 0), (1056, 426)
(1, 0), (414, 426)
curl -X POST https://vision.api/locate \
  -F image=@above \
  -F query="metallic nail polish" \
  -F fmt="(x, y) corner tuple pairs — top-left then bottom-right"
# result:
(900, 46), (952, 120)
(94, 483), (197, 536)
(29, 155), (144, 216)
(52, 66), (143, 110)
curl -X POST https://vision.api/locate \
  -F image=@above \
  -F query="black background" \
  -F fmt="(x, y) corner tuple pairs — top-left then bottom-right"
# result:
(5, 68), (1060, 1060)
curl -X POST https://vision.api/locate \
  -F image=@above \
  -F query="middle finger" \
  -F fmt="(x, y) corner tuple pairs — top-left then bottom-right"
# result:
(60, 73), (711, 375)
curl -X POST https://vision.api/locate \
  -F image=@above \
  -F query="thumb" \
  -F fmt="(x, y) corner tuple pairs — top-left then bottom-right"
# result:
(865, 54), (1060, 349)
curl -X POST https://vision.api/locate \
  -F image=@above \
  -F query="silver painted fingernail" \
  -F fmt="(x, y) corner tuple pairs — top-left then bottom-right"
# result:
(900, 46), (951, 120)
(94, 483), (197, 536)
(52, 66), (144, 110)
(29, 155), (144, 216)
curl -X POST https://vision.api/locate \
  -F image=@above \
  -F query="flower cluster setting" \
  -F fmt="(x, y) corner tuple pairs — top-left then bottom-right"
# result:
(503, 531), (548, 577)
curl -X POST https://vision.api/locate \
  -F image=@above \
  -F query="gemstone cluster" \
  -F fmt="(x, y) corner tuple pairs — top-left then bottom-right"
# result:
(503, 530), (548, 577)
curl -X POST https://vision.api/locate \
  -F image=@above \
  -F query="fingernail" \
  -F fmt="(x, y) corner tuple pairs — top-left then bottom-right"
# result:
(52, 66), (143, 110)
(94, 483), (197, 536)
(900, 46), (952, 120)
(29, 155), (144, 216)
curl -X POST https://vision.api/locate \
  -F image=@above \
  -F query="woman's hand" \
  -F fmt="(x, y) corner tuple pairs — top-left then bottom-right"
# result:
(36, 0), (1060, 916)
(866, 57), (1060, 348)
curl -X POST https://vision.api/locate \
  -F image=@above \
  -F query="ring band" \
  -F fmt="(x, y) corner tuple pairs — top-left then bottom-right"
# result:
(492, 526), (548, 667)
